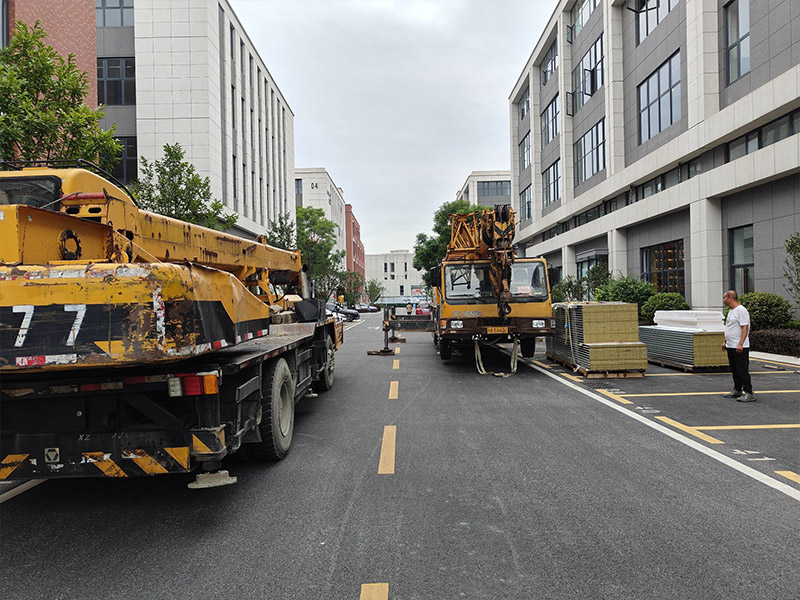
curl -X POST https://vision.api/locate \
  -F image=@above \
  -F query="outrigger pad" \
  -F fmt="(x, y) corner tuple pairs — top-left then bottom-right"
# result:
(294, 299), (326, 322)
(188, 470), (238, 489)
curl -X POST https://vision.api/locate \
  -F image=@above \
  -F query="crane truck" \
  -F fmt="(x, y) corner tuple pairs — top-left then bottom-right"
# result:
(0, 161), (342, 488)
(430, 205), (554, 374)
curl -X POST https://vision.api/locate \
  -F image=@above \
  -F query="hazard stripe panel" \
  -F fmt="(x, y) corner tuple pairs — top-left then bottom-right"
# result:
(164, 447), (190, 470)
(123, 450), (169, 475)
(82, 452), (128, 477)
(0, 454), (29, 480)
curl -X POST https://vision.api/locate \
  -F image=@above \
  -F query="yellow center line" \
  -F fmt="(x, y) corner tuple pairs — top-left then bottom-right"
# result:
(775, 470), (800, 485)
(378, 426), (396, 475)
(394, 347), (400, 355)
(388, 381), (399, 399)
(621, 390), (800, 398)
(597, 389), (634, 405)
(392, 359), (399, 370)
(360, 583), (389, 599)
(655, 416), (725, 444)
(695, 424), (800, 431)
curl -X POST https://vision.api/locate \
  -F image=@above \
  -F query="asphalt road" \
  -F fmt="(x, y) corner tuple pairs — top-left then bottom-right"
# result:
(1, 312), (798, 599)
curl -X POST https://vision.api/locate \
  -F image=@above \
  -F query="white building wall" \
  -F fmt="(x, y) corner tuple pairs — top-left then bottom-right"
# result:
(365, 250), (426, 300)
(133, 0), (294, 239)
(295, 168), (347, 261)
(455, 170), (512, 206)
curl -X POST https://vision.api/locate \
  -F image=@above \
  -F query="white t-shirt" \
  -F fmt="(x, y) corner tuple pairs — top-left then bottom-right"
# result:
(725, 304), (751, 349)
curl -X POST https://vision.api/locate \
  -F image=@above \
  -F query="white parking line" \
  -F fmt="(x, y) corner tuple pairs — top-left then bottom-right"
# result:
(517, 356), (800, 502)
(0, 479), (45, 504)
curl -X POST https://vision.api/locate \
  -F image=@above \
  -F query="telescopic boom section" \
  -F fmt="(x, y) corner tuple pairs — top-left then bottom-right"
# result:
(446, 205), (516, 317)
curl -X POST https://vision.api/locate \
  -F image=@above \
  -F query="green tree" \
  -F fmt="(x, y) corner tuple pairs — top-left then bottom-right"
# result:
(265, 213), (296, 250)
(584, 262), (610, 300)
(296, 206), (344, 301)
(0, 21), (120, 170)
(413, 199), (492, 286)
(340, 271), (365, 307)
(551, 275), (585, 302)
(131, 142), (237, 231)
(783, 233), (800, 309)
(365, 279), (385, 304)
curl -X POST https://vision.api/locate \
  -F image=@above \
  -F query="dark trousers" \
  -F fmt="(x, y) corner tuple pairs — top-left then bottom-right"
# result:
(727, 348), (752, 394)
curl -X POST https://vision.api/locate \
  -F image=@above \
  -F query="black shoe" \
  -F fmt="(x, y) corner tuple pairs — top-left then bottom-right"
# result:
(724, 390), (742, 398)
(737, 393), (756, 402)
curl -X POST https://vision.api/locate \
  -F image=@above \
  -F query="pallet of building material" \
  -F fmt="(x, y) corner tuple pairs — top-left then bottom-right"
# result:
(639, 326), (728, 369)
(545, 352), (646, 378)
(546, 302), (648, 375)
(654, 310), (725, 331)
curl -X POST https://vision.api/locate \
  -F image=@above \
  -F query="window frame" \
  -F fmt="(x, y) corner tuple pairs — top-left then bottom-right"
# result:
(641, 239), (685, 295)
(541, 94), (560, 147)
(541, 39), (559, 86)
(638, 51), (681, 144)
(519, 132), (531, 172)
(96, 0), (135, 28)
(725, 0), (750, 85)
(518, 87), (530, 122)
(571, 34), (604, 113)
(112, 136), (138, 184)
(729, 224), (755, 294)
(97, 57), (136, 106)
(573, 119), (605, 186)
(520, 185), (532, 220)
(542, 159), (561, 207)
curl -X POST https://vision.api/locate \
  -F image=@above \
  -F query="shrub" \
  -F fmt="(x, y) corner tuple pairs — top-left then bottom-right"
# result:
(594, 275), (656, 320)
(641, 292), (691, 324)
(551, 275), (585, 303)
(786, 320), (800, 330)
(749, 329), (800, 357)
(738, 292), (793, 331)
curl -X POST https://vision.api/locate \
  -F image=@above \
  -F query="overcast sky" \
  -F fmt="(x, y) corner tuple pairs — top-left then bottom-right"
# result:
(230, 0), (552, 254)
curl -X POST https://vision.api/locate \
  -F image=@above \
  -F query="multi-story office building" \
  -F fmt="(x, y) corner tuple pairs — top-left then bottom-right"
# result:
(511, 0), (800, 310)
(96, 0), (295, 239)
(295, 168), (347, 261)
(345, 204), (365, 278)
(365, 250), (426, 302)
(455, 171), (512, 206)
(3, 1), (98, 104)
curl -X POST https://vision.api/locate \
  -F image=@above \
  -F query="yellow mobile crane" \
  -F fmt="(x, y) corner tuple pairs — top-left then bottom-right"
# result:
(0, 161), (342, 487)
(430, 205), (554, 374)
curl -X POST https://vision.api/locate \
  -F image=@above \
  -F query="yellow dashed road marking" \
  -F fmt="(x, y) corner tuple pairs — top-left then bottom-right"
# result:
(695, 424), (800, 431)
(393, 359), (399, 370)
(389, 381), (399, 399)
(360, 583), (389, 599)
(775, 470), (800, 485)
(378, 426), (396, 475)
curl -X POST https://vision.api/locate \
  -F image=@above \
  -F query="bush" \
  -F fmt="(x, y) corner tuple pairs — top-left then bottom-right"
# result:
(738, 292), (793, 331)
(749, 329), (800, 357)
(641, 292), (691, 324)
(787, 320), (800, 330)
(594, 275), (657, 320)
(551, 275), (585, 303)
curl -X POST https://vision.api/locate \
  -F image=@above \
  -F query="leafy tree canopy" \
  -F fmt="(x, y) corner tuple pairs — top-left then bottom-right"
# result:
(413, 199), (492, 287)
(365, 279), (385, 304)
(340, 271), (365, 307)
(0, 21), (120, 170)
(130, 142), (237, 231)
(265, 213), (296, 250)
(296, 206), (345, 301)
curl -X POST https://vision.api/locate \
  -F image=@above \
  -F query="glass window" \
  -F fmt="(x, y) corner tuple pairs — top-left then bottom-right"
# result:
(638, 51), (681, 143)
(574, 119), (605, 186)
(520, 185), (532, 220)
(730, 225), (754, 293)
(519, 132), (531, 172)
(542, 160), (561, 207)
(97, 57), (136, 106)
(478, 181), (511, 197)
(0, 176), (61, 209)
(541, 39), (558, 86)
(518, 87), (530, 121)
(762, 115), (791, 147)
(111, 136), (138, 184)
(510, 261), (549, 301)
(641, 239), (685, 295)
(726, 0), (750, 84)
(571, 34), (604, 113)
(637, 0), (678, 44)
(96, 0), (134, 27)
(571, 0), (600, 39)
(541, 95), (560, 146)
(445, 264), (495, 304)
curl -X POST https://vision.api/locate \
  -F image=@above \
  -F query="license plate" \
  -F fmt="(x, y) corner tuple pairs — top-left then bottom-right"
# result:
(486, 326), (508, 334)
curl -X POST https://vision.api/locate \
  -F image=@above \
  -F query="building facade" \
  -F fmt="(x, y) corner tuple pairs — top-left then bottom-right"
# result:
(96, 0), (295, 239)
(4, 0), (98, 106)
(365, 250), (426, 303)
(345, 204), (365, 278)
(455, 170), (513, 206)
(511, 0), (800, 310)
(295, 168), (347, 260)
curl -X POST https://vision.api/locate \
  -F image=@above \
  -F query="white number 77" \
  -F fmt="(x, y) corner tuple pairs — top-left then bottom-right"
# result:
(64, 304), (87, 347)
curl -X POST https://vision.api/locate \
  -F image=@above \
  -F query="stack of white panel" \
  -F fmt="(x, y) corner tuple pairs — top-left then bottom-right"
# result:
(653, 310), (725, 331)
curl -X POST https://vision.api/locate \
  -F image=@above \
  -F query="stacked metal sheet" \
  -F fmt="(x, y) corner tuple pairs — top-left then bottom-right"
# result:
(639, 326), (728, 368)
(546, 302), (648, 373)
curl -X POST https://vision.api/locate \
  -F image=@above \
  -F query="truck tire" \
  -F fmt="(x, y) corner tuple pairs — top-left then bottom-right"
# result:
(251, 358), (295, 461)
(438, 336), (452, 360)
(312, 334), (335, 393)
(521, 338), (536, 358)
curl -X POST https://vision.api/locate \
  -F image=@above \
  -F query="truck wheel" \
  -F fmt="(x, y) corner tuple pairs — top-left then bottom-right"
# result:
(521, 338), (536, 358)
(251, 358), (295, 461)
(438, 336), (452, 360)
(312, 335), (335, 393)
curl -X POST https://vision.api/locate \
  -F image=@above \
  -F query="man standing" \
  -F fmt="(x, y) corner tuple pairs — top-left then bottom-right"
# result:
(722, 290), (755, 401)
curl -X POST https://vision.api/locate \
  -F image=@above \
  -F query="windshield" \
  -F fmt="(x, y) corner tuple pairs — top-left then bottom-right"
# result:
(444, 261), (548, 304)
(0, 176), (61, 210)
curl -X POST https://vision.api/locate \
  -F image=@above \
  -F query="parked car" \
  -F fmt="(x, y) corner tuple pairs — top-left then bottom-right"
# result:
(326, 303), (360, 322)
(356, 303), (378, 313)
(416, 302), (432, 315)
